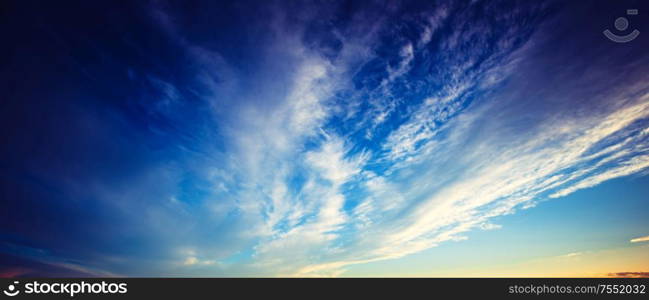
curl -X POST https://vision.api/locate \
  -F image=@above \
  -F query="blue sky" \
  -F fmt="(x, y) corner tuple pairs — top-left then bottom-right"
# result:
(1, 0), (649, 277)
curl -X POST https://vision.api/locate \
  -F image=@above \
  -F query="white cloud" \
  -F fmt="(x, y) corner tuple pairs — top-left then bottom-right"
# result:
(183, 257), (198, 266)
(480, 223), (503, 231)
(630, 236), (649, 243)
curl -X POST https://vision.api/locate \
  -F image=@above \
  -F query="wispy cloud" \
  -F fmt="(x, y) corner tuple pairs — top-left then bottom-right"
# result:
(607, 272), (649, 278)
(630, 236), (649, 243)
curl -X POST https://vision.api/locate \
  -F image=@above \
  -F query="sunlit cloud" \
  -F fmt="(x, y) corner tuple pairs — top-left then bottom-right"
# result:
(630, 236), (649, 243)
(607, 272), (649, 278)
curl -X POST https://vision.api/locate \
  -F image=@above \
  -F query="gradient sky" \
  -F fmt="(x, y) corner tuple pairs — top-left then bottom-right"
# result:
(1, 0), (649, 277)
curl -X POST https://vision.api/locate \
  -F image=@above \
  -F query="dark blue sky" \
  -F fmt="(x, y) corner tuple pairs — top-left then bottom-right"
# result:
(2, 0), (649, 277)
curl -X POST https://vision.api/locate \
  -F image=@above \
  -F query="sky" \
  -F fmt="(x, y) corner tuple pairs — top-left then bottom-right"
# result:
(1, 0), (649, 277)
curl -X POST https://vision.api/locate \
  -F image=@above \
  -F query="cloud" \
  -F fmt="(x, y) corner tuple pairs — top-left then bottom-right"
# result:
(183, 257), (198, 266)
(0, 252), (116, 278)
(630, 236), (649, 243)
(558, 252), (583, 258)
(607, 272), (649, 278)
(479, 223), (503, 231)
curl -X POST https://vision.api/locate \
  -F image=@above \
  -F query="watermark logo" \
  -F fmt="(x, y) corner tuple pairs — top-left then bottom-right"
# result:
(3, 281), (20, 297)
(604, 9), (640, 43)
(2, 281), (127, 297)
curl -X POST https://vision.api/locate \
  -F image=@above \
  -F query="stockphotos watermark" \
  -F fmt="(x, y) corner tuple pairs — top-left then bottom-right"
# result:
(3, 280), (127, 297)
